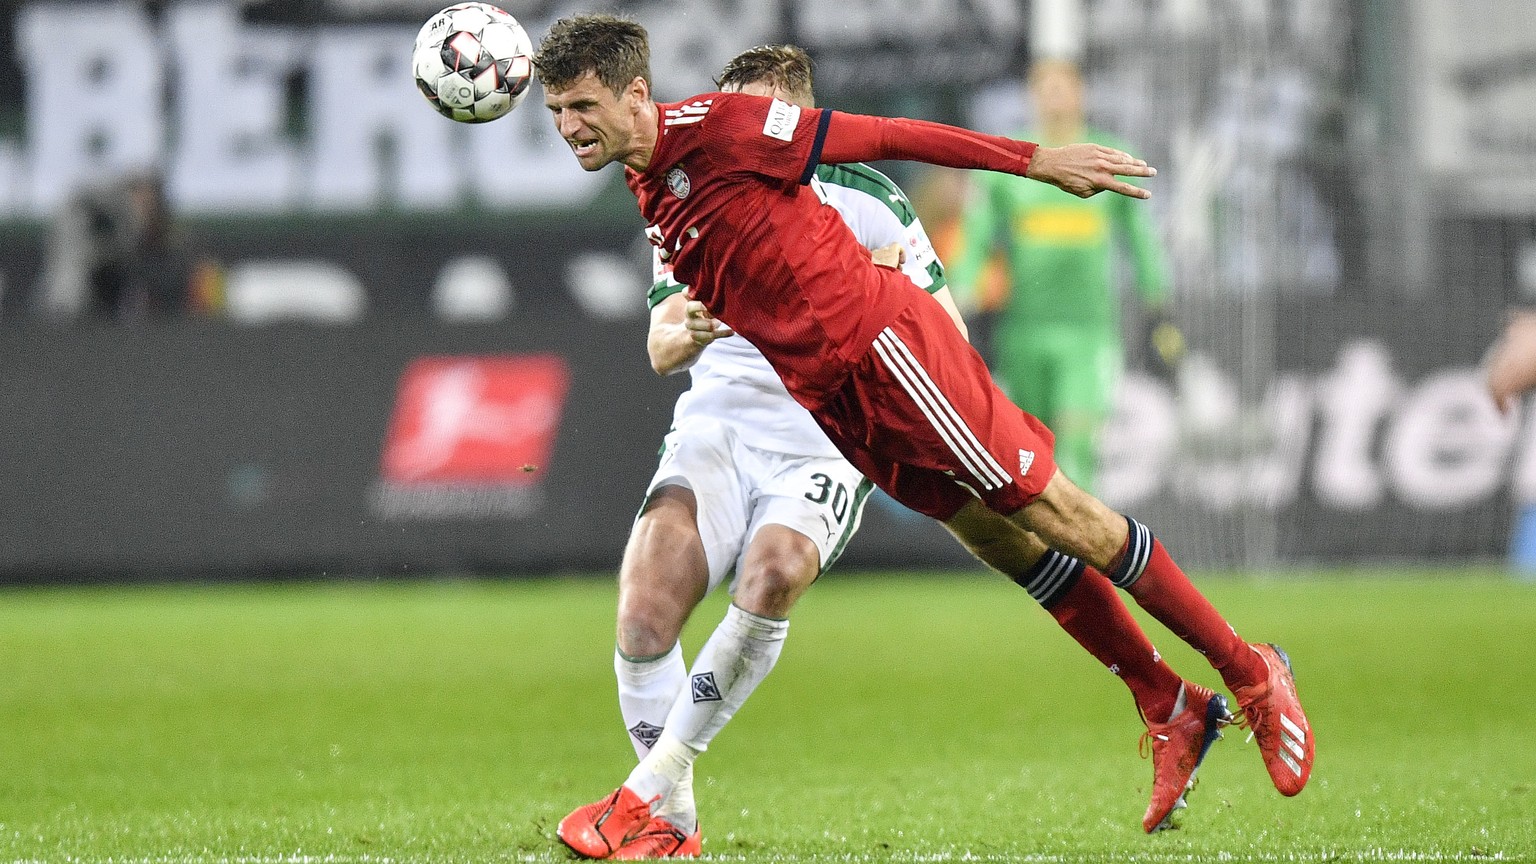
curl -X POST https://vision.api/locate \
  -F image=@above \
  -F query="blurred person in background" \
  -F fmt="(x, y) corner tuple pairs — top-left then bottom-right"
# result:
(949, 58), (1182, 494)
(1485, 308), (1536, 573)
(911, 166), (1007, 352)
(1487, 308), (1536, 414)
(37, 170), (221, 321)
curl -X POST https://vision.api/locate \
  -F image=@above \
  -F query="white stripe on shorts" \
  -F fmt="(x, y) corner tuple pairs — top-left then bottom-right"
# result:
(872, 328), (1011, 490)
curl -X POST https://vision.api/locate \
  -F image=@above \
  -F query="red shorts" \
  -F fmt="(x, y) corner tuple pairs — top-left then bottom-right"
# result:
(811, 301), (1058, 521)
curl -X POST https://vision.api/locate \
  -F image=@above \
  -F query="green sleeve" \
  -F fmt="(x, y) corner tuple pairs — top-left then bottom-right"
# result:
(648, 277), (684, 310)
(817, 162), (947, 296)
(647, 242), (685, 310)
(1112, 170), (1170, 309)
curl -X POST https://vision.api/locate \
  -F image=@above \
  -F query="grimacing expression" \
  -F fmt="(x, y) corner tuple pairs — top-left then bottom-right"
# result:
(544, 71), (641, 171)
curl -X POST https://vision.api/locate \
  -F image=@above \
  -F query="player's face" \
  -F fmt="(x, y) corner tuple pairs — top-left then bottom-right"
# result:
(544, 71), (643, 171)
(1030, 60), (1083, 124)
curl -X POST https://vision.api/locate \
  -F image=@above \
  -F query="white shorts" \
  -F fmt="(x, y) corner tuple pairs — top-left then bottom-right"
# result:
(641, 416), (872, 594)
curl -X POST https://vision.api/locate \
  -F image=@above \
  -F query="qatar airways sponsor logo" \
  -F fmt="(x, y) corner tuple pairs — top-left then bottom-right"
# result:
(1100, 340), (1536, 513)
(762, 99), (801, 142)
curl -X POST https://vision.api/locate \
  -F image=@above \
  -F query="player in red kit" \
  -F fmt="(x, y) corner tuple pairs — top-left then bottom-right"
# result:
(534, 16), (1313, 857)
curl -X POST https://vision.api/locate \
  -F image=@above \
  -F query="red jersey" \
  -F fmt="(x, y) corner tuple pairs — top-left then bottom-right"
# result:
(626, 92), (1035, 407)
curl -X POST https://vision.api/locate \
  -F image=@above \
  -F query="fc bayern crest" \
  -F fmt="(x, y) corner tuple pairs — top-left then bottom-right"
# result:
(665, 167), (691, 199)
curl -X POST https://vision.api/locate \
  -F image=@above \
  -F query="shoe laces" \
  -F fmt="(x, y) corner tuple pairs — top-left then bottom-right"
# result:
(599, 789), (656, 844)
(639, 824), (687, 844)
(1141, 699), (1236, 759)
(1138, 729), (1170, 760)
(623, 822), (689, 857)
(1234, 646), (1281, 745)
(1235, 701), (1265, 746)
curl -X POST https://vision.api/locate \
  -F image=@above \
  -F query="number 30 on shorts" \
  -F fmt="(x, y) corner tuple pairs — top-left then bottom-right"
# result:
(803, 472), (851, 524)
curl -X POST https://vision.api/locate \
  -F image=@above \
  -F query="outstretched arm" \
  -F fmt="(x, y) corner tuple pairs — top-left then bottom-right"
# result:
(1027, 142), (1155, 199)
(819, 112), (1155, 199)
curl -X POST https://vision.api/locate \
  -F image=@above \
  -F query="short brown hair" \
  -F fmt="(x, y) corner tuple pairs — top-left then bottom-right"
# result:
(533, 14), (652, 94)
(716, 44), (815, 104)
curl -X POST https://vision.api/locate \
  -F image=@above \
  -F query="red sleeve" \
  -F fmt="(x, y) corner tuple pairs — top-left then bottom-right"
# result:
(818, 112), (1037, 178)
(697, 92), (830, 185)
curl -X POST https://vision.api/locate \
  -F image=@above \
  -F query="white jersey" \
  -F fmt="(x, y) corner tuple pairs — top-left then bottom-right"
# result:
(649, 162), (948, 457)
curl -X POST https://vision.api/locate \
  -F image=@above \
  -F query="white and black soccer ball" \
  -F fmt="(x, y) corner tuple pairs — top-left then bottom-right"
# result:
(413, 3), (533, 123)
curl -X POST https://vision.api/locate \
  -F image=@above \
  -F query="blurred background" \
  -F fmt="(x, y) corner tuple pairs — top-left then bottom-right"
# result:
(0, 0), (1533, 584)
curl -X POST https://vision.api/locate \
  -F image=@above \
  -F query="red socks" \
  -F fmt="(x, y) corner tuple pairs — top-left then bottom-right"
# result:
(1113, 529), (1265, 692)
(1046, 567), (1183, 723)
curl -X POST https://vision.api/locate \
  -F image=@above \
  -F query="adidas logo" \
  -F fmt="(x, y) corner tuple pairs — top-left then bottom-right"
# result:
(1278, 713), (1307, 776)
(1018, 449), (1035, 476)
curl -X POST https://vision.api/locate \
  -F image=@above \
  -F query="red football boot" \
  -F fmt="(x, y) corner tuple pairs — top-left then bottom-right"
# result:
(1233, 643), (1314, 796)
(557, 786), (655, 859)
(611, 817), (701, 859)
(1141, 682), (1232, 832)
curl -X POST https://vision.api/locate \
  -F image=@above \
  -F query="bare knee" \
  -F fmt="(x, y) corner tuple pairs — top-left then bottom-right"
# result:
(734, 526), (820, 619)
(943, 499), (1046, 577)
(1011, 471), (1127, 570)
(616, 486), (709, 657)
(616, 594), (692, 658)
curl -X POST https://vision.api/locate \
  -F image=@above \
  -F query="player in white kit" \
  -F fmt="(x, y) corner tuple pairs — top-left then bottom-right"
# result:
(603, 45), (970, 859)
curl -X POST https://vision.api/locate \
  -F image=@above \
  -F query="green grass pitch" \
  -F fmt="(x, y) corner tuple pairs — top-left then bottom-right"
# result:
(2, 570), (1534, 863)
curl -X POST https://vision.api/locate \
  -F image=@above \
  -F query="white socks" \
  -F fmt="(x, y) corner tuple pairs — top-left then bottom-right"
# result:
(616, 642), (697, 831)
(663, 604), (789, 752)
(619, 604), (789, 832)
(616, 642), (686, 760)
(655, 761), (695, 832)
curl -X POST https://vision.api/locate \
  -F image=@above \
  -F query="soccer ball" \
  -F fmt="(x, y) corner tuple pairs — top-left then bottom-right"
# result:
(413, 3), (534, 123)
